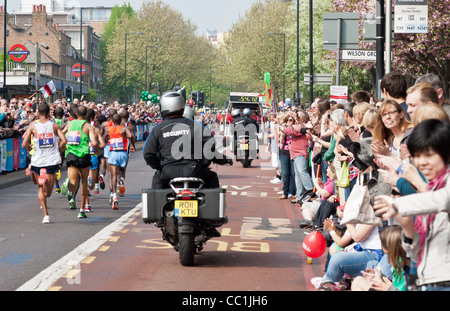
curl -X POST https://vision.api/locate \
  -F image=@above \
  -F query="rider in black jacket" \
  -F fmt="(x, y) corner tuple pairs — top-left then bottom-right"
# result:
(143, 90), (230, 189)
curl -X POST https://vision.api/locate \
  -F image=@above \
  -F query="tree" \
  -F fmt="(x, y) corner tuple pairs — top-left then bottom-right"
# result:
(217, 0), (293, 102)
(391, 0), (450, 98)
(98, 3), (135, 101)
(331, 0), (450, 98)
(101, 1), (216, 103)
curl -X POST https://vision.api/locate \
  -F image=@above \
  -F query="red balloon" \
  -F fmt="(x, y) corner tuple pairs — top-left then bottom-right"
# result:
(303, 230), (327, 258)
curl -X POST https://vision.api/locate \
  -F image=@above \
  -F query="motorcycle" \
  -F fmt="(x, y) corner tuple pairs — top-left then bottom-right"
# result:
(234, 134), (258, 168)
(142, 177), (227, 266)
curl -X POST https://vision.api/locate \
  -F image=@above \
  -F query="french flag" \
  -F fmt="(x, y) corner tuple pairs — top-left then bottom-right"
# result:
(40, 80), (56, 98)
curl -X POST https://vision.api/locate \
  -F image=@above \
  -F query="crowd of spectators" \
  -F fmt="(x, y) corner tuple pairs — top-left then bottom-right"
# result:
(0, 95), (163, 175)
(265, 72), (450, 291)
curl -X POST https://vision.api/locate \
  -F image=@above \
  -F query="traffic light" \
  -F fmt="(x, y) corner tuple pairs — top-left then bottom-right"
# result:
(65, 86), (73, 102)
(198, 91), (204, 108)
(191, 91), (198, 104)
(141, 91), (150, 102)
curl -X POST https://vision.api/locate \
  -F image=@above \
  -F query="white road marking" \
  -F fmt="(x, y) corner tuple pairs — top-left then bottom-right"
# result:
(15, 203), (142, 291)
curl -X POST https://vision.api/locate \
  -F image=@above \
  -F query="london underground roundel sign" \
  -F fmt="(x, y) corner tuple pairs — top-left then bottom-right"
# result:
(8, 44), (30, 62)
(72, 63), (86, 77)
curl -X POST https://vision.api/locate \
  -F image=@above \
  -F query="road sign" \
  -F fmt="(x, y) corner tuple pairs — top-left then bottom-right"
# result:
(341, 50), (377, 62)
(394, 0), (428, 33)
(303, 74), (333, 85)
(8, 44), (29, 62)
(71, 63), (86, 77)
(330, 85), (348, 104)
(323, 13), (359, 50)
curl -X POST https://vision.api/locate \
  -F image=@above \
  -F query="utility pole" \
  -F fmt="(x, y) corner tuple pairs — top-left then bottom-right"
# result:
(376, 0), (385, 99)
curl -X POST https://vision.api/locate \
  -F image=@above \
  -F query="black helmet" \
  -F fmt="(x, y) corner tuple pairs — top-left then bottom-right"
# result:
(160, 91), (185, 119)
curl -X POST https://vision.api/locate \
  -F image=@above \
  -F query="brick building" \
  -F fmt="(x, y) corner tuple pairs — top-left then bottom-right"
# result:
(0, 3), (108, 101)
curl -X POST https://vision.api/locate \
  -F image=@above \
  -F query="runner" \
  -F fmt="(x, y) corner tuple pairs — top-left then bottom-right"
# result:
(117, 109), (136, 197)
(52, 106), (68, 194)
(21, 103), (67, 224)
(100, 108), (116, 201)
(85, 109), (106, 212)
(61, 106), (99, 219)
(104, 113), (133, 209)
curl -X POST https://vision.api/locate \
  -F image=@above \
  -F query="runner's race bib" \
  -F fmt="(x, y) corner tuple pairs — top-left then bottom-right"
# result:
(110, 137), (124, 151)
(38, 132), (54, 149)
(89, 141), (96, 154)
(67, 131), (81, 145)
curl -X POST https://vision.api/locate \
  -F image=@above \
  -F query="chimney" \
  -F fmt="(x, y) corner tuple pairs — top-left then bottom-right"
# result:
(32, 4), (48, 25)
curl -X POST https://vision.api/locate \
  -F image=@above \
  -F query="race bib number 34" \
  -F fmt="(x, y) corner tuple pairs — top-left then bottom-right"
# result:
(38, 132), (54, 148)
(67, 131), (81, 145)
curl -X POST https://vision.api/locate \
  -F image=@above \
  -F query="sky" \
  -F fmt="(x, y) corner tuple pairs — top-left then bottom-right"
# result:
(8, 0), (258, 33)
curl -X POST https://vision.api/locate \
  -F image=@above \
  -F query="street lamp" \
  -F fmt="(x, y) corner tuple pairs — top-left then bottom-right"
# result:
(145, 44), (160, 92)
(282, 0), (299, 103)
(267, 32), (286, 102)
(124, 32), (144, 103)
(283, 0), (313, 106)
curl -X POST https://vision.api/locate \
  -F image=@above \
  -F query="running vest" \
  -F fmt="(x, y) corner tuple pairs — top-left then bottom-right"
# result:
(109, 125), (128, 151)
(31, 120), (61, 167)
(54, 118), (62, 127)
(65, 119), (90, 158)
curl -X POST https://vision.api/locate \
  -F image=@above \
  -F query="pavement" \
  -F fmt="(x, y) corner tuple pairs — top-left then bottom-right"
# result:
(0, 140), (145, 191)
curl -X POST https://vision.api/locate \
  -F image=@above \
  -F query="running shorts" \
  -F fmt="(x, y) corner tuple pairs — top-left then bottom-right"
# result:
(30, 164), (60, 175)
(66, 153), (92, 169)
(90, 154), (99, 170)
(103, 147), (110, 158)
(107, 150), (128, 168)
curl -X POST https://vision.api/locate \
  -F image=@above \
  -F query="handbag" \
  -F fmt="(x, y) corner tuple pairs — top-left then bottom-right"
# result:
(336, 160), (350, 188)
(340, 173), (382, 226)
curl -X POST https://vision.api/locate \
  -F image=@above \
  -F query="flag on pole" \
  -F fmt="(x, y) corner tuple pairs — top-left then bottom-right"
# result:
(39, 80), (56, 98)
(258, 72), (272, 109)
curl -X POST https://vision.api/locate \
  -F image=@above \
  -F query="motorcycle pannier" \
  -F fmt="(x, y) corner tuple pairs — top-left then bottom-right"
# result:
(197, 188), (227, 221)
(142, 189), (173, 223)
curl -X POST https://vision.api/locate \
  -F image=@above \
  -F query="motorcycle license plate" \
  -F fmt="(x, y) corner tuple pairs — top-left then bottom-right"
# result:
(174, 200), (198, 217)
(239, 144), (249, 150)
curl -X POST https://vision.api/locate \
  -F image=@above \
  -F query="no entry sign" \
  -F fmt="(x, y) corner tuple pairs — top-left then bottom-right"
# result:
(72, 63), (86, 77)
(8, 44), (29, 62)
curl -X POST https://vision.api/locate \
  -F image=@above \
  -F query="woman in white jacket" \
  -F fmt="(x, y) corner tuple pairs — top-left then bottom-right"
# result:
(374, 119), (450, 291)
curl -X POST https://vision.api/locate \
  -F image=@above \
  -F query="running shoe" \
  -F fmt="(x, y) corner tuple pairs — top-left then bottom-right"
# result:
(109, 192), (113, 205)
(99, 175), (105, 190)
(38, 168), (47, 185)
(112, 196), (119, 210)
(118, 178), (125, 195)
(78, 211), (87, 218)
(61, 177), (70, 196)
(85, 205), (91, 213)
(94, 187), (99, 194)
(55, 187), (61, 194)
(42, 215), (50, 224)
(68, 192), (76, 210)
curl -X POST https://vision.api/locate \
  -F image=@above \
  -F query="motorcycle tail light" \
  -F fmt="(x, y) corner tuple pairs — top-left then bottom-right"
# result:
(178, 190), (194, 200)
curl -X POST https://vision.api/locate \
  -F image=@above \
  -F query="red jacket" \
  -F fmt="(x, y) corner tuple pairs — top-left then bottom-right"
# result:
(282, 125), (309, 160)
